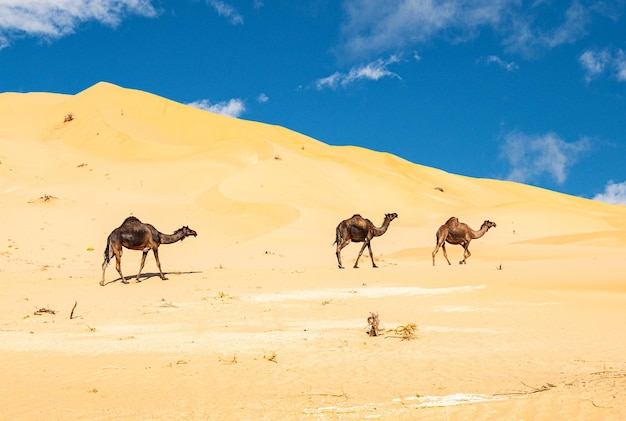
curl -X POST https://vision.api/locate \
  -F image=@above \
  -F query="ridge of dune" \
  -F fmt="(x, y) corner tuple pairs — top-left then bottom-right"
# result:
(1, 81), (624, 249)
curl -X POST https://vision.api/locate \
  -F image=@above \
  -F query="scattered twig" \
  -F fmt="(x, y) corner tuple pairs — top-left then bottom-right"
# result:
(69, 301), (77, 319)
(387, 323), (418, 340)
(494, 381), (555, 396)
(34, 307), (55, 316)
(304, 391), (348, 399)
(218, 353), (238, 364)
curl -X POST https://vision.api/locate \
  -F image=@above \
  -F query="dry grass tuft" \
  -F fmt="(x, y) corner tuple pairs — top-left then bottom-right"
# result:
(264, 351), (278, 363)
(388, 323), (418, 340)
(34, 307), (56, 316)
(218, 353), (238, 364)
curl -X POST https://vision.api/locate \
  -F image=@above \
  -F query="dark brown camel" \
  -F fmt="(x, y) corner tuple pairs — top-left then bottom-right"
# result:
(334, 213), (398, 269)
(100, 216), (197, 286)
(432, 217), (496, 265)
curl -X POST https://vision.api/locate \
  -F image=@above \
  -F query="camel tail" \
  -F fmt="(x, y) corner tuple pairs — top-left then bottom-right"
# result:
(103, 235), (113, 265)
(332, 225), (342, 246)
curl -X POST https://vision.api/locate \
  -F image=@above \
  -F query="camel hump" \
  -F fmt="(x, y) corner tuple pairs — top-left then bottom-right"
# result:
(123, 216), (142, 224)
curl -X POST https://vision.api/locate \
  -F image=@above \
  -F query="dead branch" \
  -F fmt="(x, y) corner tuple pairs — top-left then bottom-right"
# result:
(387, 323), (418, 340)
(494, 382), (555, 396)
(69, 301), (77, 319)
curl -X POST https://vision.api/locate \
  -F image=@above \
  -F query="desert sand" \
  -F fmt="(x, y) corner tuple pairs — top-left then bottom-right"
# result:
(1, 82), (625, 420)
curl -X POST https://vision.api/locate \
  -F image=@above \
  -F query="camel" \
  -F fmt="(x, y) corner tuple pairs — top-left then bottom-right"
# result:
(100, 216), (197, 286)
(334, 213), (398, 269)
(432, 216), (496, 265)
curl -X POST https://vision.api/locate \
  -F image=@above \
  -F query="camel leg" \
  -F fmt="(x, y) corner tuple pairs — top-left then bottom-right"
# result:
(153, 248), (167, 280)
(115, 253), (128, 284)
(432, 241), (446, 266)
(367, 242), (378, 268)
(441, 243), (451, 265)
(354, 241), (368, 268)
(336, 240), (349, 269)
(135, 251), (148, 282)
(100, 259), (108, 286)
(432, 233), (450, 266)
(460, 246), (471, 264)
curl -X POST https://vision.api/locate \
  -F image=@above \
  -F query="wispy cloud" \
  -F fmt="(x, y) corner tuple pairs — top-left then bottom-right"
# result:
(337, 0), (599, 61)
(187, 98), (246, 118)
(500, 131), (591, 185)
(593, 180), (626, 205)
(504, 1), (590, 56)
(579, 47), (626, 82)
(480, 55), (519, 71)
(0, 0), (157, 49)
(207, 0), (244, 25)
(256, 93), (269, 103)
(315, 55), (402, 90)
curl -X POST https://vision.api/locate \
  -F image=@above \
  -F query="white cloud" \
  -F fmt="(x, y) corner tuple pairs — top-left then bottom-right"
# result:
(207, 0), (243, 25)
(337, 0), (597, 61)
(256, 93), (269, 103)
(593, 180), (626, 205)
(500, 131), (591, 185)
(187, 98), (246, 118)
(481, 55), (519, 71)
(578, 48), (611, 81)
(0, 0), (157, 48)
(613, 49), (626, 81)
(315, 55), (402, 90)
(579, 47), (626, 82)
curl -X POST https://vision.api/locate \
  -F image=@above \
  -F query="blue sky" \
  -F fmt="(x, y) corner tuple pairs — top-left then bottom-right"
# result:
(1, 1), (625, 204)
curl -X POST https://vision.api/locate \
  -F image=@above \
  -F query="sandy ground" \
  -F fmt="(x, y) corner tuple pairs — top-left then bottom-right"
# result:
(1, 83), (625, 420)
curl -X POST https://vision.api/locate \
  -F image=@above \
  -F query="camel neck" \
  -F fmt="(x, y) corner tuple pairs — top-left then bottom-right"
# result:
(470, 225), (489, 239)
(372, 218), (391, 237)
(160, 230), (185, 244)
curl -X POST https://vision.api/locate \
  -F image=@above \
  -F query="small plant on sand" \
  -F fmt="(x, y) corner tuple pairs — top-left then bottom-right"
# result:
(64, 113), (74, 123)
(388, 323), (418, 341)
(264, 351), (278, 363)
(34, 307), (56, 316)
(366, 312), (382, 337)
(218, 353), (238, 364)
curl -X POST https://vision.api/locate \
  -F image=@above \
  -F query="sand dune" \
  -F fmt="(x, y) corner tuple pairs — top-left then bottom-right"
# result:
(1, 82), (625, 420)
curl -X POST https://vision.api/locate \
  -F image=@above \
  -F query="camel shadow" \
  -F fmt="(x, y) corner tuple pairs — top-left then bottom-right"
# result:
(101, 270), (203, 286)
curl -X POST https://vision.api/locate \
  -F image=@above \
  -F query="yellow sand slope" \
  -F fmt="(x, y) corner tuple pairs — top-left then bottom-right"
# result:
(1, 83), (625, 420)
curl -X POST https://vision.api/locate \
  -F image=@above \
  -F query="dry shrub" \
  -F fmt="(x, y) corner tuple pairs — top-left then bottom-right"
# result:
(388, 323), (418, 341)
(366, 312), (382, 337)
(34, 307), (55, 316)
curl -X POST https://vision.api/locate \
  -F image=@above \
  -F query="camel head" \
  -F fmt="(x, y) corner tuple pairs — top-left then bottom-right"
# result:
(180, 226), (198, 239)
(385, 213), (398, 222)
(483, 220), (497, 230)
